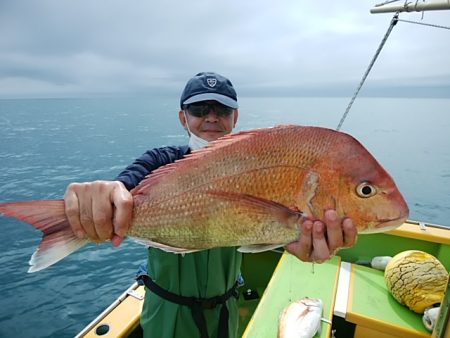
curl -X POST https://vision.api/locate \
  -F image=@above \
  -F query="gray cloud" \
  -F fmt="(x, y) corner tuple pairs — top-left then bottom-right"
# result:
(0, 0), (449, 98)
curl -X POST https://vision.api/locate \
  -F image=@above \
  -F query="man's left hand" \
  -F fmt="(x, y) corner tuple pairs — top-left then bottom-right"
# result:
(285, 209), (357, 263)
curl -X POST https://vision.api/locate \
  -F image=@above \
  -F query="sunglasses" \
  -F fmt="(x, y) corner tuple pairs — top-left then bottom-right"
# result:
(186, 103), (234, 118)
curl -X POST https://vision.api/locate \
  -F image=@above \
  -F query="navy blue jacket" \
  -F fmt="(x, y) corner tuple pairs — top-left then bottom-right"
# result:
(115, 145), (190, 190)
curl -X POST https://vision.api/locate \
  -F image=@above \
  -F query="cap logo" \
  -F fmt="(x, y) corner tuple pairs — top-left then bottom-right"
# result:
(206, 78), (217, 88)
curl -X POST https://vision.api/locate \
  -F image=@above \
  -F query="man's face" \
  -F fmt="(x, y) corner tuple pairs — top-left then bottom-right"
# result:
(179, 100), (239, 142)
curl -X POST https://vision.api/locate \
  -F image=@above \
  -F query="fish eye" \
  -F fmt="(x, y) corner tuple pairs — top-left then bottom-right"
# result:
(356, 182), (377, 198)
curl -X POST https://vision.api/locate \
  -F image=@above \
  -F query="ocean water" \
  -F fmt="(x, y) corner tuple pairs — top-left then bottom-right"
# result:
(0, 96), (449, 337)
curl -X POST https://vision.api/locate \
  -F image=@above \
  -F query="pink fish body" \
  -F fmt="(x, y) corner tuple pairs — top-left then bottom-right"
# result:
(0, 125), (409, 272)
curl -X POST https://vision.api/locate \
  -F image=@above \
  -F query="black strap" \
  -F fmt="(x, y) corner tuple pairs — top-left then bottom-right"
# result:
(138, 275), (239, 338)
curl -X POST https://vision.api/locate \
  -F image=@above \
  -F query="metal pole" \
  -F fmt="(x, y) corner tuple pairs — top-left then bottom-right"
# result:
(371, 0), (450, 14)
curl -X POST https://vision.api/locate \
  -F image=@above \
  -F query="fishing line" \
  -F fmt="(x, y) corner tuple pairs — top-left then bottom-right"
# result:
(337, 9), (449, 131)
(289, 254), (293, 301)
(336, 12), (399, 131)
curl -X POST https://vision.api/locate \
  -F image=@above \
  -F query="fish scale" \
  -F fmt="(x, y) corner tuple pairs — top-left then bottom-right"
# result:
(126, 125), (407, 248)
(0, 124), (409, 272)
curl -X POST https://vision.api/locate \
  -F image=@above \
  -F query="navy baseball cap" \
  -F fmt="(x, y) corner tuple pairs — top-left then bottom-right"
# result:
(180, 72), (238, 109)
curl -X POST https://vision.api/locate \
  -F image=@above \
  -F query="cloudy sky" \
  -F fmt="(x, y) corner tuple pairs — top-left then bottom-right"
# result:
(1, 0), (449, 99)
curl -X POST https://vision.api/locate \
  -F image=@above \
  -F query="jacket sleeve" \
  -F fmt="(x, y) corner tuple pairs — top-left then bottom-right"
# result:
(115, 145), (190, 191)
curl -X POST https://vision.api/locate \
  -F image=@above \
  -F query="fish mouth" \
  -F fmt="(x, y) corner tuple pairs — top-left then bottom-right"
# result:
(361, 215), (408, 234)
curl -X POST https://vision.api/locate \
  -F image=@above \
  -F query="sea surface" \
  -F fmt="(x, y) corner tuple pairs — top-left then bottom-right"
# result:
(0, 96), (449, 337)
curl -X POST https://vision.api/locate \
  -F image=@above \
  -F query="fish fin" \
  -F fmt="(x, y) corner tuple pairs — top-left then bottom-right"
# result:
(129, 236), (200, 254)
(130, 131), (257, 196)
(0, 200), (89, 272)
(207, 190), (306, 226)
(238, 244), (286, 253)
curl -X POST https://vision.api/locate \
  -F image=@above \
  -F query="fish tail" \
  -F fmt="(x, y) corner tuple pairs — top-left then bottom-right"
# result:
(0, 200), (89, 273)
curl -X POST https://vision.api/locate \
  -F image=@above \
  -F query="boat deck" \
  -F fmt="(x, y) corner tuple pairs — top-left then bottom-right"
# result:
(347, 263), (429, 338)
(242, 254), (340, 338)
(77, 221), (449, 338)
(243, 253), (432, 338)
(243, 222), (450, 338)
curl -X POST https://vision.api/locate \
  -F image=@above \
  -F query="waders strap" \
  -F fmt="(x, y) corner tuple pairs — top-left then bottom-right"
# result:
(138, 275), (239, 338)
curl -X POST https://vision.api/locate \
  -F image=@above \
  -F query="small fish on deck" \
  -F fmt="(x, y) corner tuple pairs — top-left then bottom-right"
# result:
(278, 298), (324, 338)
(422, 306), (440, 332)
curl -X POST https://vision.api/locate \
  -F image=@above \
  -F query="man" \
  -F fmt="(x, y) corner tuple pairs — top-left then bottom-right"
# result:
(64, 72), (357, 338)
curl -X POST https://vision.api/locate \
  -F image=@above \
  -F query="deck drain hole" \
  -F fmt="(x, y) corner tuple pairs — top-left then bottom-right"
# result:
(96, 324), (110, 335)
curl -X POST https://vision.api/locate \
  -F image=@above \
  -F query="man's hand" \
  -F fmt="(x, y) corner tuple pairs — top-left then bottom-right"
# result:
(64, 180), (133, 246)
(286, 209), (357, 262)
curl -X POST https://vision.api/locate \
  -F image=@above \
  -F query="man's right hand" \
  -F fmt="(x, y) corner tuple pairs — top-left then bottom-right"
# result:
(64, 180), (133, 247)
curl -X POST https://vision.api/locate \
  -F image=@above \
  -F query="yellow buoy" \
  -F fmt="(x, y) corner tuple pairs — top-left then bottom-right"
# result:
(384, 250), (449, 313)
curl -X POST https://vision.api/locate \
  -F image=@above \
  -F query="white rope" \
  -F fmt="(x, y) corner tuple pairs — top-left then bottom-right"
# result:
(336, 13), (399, 131)
(336, 7), (450, 131)
(397, 18), (450, 30)
(375, 0), (402, 7)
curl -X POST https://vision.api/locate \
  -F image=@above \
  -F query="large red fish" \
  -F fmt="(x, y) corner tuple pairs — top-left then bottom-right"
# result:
(0, 125), (409, 272)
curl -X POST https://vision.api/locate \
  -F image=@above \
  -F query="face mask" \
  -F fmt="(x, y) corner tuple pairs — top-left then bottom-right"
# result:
(188, 132), (209, 150)
(184, 111), (210, 150)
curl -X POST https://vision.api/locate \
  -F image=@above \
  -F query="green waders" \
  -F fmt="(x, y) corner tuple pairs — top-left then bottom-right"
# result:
(140, 247), (242, 338)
